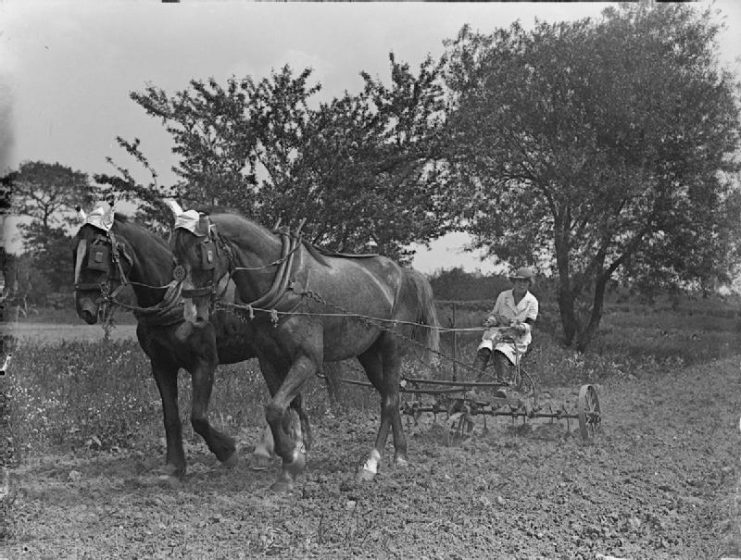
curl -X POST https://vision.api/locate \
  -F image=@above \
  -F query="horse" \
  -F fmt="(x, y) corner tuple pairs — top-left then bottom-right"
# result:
(72, 206), (312, 480)
(167, 203), (440, 492)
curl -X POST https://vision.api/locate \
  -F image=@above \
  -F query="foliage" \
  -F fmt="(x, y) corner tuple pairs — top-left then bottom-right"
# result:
(11, 161), (94, 229)
(95, 149), (178, 238)
(429, 267), (511, 301)
(7, 161), (96, 295)
(0, 171), (13, 217)
(15, 222), (74, 293)
(443, 4), (741, 350)
(102, 57), (453, 260)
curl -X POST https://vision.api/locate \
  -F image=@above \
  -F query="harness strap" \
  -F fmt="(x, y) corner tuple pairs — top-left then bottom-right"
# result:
(107, 232), (130, 286)
(131, 281), (185, 327)
(245, 232), (293, 309)
(227, 221), (305, 311)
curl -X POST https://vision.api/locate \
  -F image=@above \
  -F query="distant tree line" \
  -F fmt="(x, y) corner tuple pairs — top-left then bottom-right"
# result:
(4, 3), (740, 350)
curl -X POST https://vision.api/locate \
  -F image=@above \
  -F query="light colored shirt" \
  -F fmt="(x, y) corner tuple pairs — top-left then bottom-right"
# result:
(488, 289), (539, 326)
(480, 289), (539, 363)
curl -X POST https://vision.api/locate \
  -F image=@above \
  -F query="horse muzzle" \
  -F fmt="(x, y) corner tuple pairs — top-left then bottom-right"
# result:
(76, 297), (100, 325)
(183, 295), (211, 325)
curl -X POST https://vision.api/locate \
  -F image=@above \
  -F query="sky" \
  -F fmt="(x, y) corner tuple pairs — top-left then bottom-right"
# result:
(1, 0), (740, 274)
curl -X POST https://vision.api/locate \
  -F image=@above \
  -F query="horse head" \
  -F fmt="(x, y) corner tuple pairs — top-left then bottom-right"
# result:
(73, 203), (133, 324)
(167, 200), (231, 325)
(74, 202), (174, 324)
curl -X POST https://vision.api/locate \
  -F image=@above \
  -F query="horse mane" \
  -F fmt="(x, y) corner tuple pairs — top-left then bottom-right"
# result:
(197, 205), (243, 217)
(193, 208), (380, 268)
(113, 214), (170, 252)
(303, 242), (381, 267)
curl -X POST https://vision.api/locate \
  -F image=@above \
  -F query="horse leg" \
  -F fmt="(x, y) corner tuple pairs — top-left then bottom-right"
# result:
(265, 354), (317, 492)
(290, 393), (312, 452)
(251, 358), (282, 470)
(189, 358), (237, 467)
(356, 335), (407, 482)
(151, 359), (185, 479)
(251, 358), (312, 466)
(382, 337), (408, 469)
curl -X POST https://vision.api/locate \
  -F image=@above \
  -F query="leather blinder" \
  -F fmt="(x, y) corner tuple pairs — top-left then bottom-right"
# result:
(201, 239), (216, 271)
(87, 245), (110, 272)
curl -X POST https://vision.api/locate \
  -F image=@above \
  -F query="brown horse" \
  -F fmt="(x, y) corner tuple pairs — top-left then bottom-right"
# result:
(73, 209), (311, 480)
(168, 205), (440, 491)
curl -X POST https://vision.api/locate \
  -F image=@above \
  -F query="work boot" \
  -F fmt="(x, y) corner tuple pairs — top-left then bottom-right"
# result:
(472, 348), (491, 380)
(492, 352), (511, 384)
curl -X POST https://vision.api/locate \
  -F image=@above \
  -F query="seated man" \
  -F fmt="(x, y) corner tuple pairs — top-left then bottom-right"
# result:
(472, 267), (538, 383)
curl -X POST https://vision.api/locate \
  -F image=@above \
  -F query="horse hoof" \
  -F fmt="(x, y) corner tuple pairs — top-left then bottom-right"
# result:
(284, 453), (306, 477)
(394, 456), (409, 469)
(270, 480), (294, 493)
(221, 452), (239, 469)
(156, 463), (185, 480)
(356, 468), (376, 483)
(250, 453), (273, 471)
(157, 474), (182, 488)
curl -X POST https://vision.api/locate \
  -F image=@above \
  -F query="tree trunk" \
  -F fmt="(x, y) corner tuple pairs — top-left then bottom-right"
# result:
(554, 217), (579, 347)
(558, 285), (579, 347)
(575, 272), (609, 352)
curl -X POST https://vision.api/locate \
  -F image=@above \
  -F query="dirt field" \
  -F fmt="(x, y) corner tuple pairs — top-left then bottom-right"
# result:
(2, 324), (740, 559)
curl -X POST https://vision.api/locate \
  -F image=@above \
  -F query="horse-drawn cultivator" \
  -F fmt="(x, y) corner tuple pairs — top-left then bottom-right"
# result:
(321, 327), (603, 444)
(399, 376), (601, 443)
(400, 324), (602, 443)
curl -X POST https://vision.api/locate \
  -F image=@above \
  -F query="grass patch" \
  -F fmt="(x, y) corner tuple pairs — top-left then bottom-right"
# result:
(434, 298), (741, 388)
(16, 308), (138, 325)
(8, 339), (345, 459)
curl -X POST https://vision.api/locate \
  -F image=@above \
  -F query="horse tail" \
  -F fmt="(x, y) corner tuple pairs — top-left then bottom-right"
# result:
(403, 268), (440, 365)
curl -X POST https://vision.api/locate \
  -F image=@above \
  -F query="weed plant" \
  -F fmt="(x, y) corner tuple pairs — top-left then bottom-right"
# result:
(8, 339), (339, 459)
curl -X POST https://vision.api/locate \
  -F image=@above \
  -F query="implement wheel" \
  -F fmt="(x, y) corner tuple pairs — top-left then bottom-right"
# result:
(577, 384), (601, 441)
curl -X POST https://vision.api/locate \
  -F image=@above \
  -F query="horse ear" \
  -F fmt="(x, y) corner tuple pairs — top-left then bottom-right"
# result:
(163, 198), (184, 217)
(198, 213), (212, 236)
(76, 205), (87, 221)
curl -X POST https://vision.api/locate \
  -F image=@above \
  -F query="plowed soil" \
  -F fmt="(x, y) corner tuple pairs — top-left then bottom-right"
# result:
(3, 353), (740, 559)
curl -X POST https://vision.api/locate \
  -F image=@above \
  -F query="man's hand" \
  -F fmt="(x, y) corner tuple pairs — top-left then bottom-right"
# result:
(483, 316), (498, 328)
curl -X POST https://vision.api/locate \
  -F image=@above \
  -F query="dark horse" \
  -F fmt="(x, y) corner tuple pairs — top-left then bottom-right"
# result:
(73, 208), (311, 479)
(169, 205), (440, 491)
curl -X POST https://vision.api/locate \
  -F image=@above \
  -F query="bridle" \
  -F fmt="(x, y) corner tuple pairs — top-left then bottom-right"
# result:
(176, 228), (231, 302)
(74, 231), (131, 306)
(175, 219), (305, 313)
(75, 229), (182, 324)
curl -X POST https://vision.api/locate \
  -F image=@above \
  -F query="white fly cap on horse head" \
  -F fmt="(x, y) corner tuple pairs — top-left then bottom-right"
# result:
(163, 198), (210, 237)
(77, 201), (115, 232)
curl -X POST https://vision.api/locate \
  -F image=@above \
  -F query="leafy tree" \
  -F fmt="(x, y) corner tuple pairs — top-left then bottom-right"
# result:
(12, 161), (93, 229)
(444, 4), (741, 350)
(18, 221), (74, 293)
(0, 171), (13, 218)
(103, 57), (453, 261)
(10, 161), (95, 293)
(429, 267), (510, 302)
(292, 54), (452, 258)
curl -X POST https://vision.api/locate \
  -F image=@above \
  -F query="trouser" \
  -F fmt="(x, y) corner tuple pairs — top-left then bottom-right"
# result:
(472, 347), (511, 381)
